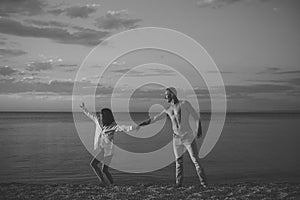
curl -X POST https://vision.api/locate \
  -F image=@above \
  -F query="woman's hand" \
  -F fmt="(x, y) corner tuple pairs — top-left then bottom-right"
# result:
(130, 125), (140, 132)
(79, 102), (85, 109)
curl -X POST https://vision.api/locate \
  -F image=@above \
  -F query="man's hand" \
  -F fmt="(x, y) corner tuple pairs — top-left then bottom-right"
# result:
(135, 125), (141, 132)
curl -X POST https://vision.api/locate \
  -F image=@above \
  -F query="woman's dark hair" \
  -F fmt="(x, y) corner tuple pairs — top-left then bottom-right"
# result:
(101, 108), (115, 127)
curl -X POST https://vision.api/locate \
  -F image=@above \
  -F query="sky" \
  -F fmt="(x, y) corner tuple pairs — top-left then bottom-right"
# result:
(0, 0), (300, 112)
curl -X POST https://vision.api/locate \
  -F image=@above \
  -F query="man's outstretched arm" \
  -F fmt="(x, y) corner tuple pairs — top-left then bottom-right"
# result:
(138, 110), (166, 127)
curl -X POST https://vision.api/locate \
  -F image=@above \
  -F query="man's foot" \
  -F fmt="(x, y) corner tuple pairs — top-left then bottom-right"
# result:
(175, 183), (182, 188)
(200, 181), (207, 188)
(99, 182), (107, 187)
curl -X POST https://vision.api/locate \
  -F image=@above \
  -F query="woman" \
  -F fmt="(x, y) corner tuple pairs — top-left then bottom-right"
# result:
(80, 102), (135, 186)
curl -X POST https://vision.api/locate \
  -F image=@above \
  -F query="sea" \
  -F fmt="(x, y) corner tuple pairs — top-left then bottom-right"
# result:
(0, 112), (300, 185)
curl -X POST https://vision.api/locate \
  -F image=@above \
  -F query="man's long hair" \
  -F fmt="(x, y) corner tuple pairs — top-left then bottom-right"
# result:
(101, 108), (115, 127)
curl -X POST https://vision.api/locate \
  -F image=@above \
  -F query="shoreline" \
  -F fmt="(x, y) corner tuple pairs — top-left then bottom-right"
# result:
(1, 168), (300, 186)
(2, 172), (300, 185)
(1, 181), (299, 200)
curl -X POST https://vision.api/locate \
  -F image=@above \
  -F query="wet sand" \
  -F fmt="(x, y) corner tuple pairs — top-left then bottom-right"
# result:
(1, 182), (299, 200)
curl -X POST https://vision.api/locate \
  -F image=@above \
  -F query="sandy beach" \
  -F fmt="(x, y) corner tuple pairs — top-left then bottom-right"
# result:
(0, 182), (299, 200)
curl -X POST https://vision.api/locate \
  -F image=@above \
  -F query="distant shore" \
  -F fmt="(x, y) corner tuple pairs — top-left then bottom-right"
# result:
(1, 182), (299, 200)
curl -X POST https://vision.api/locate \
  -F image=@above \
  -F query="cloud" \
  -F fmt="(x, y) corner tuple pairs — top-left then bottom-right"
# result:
(0, 78), (109, 95)
(0, 18), (109, 46)
(257, 67), (300, 75)
(0, 49), (27, 57)
(268, 78), (300, 87)
(256, 67), (280, 74)
(190, 83), (297, 100)
(0, 76), (115, 96)
(132, 89), (164, 99)
(57, 64), (78, 68)
(24, 19), (67, 28)
(196, 0), (238, 8)
(112, 86), (206, 100)
(219, 83), (295, 100)
(44, 80), (82, 94)
(193, 87), (210, 97)
(0, 66), (19, 76)
(49, 4), (100, 18)
(95, 10), (141, 30)
(108, 82), (300, 99)
(186, 83), (296, 100)
(288, 78), (300, 86)
(207, 70), (233, 74)
(56, 63), (78, 72)
(196, 0), (269, 8)
(21, 76), (39, 81)
(149, 68), (176, 76)
(275, 70), (300, 75)
(2, 79), (288, 100)
(225, 84), (293, 94)
(64, 68), (78, 72)
(26, 61), (53, 71)
(0, 38), (6, 45)
(111, 67), (175, 77)
(111, 68), (141, 74)
(0, 0), (45, 16)
(112, 61), (126, 66)
(115, 86), (165, 99)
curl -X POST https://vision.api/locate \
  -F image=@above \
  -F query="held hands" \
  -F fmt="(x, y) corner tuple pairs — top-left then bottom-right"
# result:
(129, 125), (140, 134)
(133, 119), (151, 134)
(120, 125), (140, 133)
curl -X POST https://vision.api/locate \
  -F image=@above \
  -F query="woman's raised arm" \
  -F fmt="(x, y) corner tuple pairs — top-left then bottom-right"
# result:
(80, 102), (98, 123)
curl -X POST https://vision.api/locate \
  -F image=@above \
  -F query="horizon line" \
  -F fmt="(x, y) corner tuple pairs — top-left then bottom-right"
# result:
(1, 110), (300, 114)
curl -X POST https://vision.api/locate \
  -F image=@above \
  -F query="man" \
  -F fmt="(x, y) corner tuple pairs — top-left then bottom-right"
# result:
(137, 87), (207, 188)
